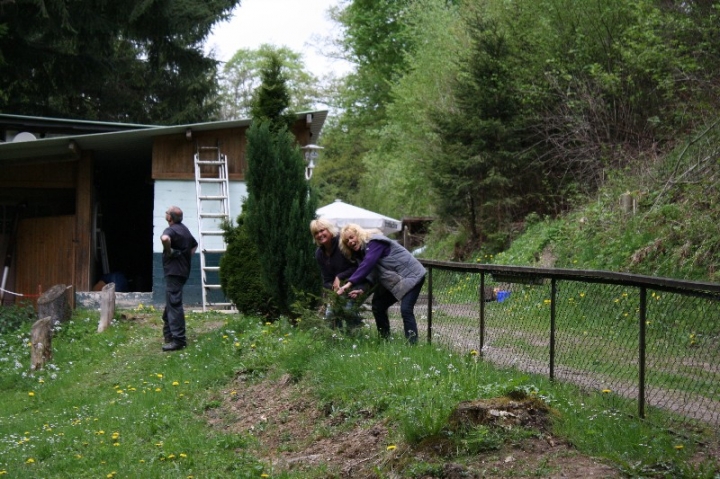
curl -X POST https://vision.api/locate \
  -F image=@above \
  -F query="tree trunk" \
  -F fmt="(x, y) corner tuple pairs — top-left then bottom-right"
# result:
(31, 317), (53, 370)
(37, 284), (73, 324)
(98, 282), (116, 333)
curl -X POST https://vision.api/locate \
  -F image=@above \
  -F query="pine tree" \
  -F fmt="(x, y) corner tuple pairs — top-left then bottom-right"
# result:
(0, 0), (239, 123)
(239, 51), (320, 315)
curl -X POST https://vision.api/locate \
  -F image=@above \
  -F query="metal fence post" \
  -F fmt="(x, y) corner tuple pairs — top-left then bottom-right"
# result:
(427, 265), (433, 344)
(480, 271), (486, 355)
(550, 278), (557, 381)
(639, 286), (647, 419)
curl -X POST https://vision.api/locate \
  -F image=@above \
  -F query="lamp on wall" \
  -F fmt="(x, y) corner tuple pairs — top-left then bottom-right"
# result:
(300, 144), (323, 180)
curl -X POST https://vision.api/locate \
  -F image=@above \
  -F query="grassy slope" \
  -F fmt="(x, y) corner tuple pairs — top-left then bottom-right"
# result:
(469, 121), (720, 282)
(1, 307), (718, 478)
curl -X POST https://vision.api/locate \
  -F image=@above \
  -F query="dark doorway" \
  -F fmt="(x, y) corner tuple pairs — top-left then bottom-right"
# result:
(94, 156), (154, 292)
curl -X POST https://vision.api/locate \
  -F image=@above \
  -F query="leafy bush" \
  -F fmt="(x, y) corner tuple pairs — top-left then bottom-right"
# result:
(219, 216), (276, 319)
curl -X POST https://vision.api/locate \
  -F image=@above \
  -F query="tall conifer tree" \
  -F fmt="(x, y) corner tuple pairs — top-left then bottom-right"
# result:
(243, 52), (320, 314)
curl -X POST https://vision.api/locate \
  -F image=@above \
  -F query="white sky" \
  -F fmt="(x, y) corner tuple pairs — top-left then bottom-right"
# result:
(204, 0), (353, 76)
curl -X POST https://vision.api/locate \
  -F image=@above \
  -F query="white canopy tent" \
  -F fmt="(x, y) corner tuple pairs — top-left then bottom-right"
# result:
(316, 199), (402, 235)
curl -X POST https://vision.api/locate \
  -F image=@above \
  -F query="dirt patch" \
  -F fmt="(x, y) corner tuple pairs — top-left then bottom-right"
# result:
(206, 375), (622, 478)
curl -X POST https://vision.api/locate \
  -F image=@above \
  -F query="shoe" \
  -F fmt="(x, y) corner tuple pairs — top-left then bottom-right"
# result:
(162, 342), (186, 352)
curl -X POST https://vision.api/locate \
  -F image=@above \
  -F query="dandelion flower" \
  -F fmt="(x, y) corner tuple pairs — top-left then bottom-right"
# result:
(25, 458), (35, 464)
(261, 474), (270, 478)
(674, 444), (684, 450)
(386, 445), (397, 451)
(172, 381), (179, 386)
(155, 388), (162, 392)
(180, 453), (187, 458)
(470, 350), (479, 356)
(602, 389), (611, 394)
(28, 391), (35, 397)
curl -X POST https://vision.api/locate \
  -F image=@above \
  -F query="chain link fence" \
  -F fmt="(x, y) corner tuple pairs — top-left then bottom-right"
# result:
(385, 260), (720, 428)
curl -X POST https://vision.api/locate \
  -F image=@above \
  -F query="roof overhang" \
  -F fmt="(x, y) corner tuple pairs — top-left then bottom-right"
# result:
(0, 110), (328, 166)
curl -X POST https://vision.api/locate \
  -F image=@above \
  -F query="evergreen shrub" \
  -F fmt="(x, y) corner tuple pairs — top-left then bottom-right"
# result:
(219, 216), (276, 318)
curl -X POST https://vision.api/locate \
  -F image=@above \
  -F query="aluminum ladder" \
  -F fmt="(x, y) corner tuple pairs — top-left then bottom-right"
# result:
(194, 142), (233, 311)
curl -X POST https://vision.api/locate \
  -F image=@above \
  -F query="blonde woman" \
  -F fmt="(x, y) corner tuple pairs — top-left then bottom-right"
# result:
(310, 218), (367, 328)
(338, 223), (426, 343)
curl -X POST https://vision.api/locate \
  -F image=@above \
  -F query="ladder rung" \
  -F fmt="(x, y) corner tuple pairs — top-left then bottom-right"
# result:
(198, 178), (225, 183)
(198, 195), (228, 200)
(203, 249), (226, 254)
(203, 266), (220, 272)
(198, 146), (220, 151)
(196, 160), (225, 165)
(200, 213), (228, 218)
(207, 303), (234, 308)
(200, 230), (224, 235)
(204, 284), (223, 290)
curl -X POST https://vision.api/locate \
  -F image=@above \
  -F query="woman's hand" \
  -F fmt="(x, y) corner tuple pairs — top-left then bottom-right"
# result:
(332, 277), (341, 291)
(337, 282), (352, 295)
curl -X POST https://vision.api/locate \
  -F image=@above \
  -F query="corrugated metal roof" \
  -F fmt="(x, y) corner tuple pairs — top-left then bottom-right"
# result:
(0, 110), (328, 164)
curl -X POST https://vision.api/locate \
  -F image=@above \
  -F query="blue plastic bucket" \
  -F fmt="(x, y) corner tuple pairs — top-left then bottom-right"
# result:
(497, 291), (510, 302)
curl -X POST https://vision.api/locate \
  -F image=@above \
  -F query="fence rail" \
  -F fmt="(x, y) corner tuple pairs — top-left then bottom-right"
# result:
(414, 259), (720, 428)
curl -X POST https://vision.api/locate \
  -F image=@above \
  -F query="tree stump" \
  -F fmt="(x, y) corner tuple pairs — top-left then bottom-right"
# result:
(98, 282), (116, 333)
(37, 284), (73, 324)
(31, 317), (53, 370)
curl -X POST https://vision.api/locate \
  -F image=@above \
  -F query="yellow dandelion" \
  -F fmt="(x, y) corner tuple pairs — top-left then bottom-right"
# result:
(172, 381), (179, 386)
(113, 443), (120, 447)
(25, 458), (35, 464)
(386, 445), (397, 451)
(28, 391), (35, 397)
(234, 342), (240, 347)
(155, 442), (163, 447)
(674, 444), (684, 450)
(602, 389), (611, 394)
(470, 350), (479, 356)
(0, 470), (7, 475)
(184, 380), (190, 384)
(179, 453), (187, 458)
(116, 390), (124, 394)
(167, 454), (176, 459)
(38, 378), (44, 384)
(156, 373), (163, 378)
(96, 430), (105, 435)
(139, 459), (145, 463)
(261, 474), (270, 478)
(155, 388), (162, 392)
(75, 454), (82, 459)
(223, 335), (228, 339)
(111, 432), (120, 440)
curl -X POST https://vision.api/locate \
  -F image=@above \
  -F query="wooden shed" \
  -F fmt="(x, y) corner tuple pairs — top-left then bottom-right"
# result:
(0, 112), (327, 308)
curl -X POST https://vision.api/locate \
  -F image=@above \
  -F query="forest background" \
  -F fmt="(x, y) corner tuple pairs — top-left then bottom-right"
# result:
(2, 0), (720, 283)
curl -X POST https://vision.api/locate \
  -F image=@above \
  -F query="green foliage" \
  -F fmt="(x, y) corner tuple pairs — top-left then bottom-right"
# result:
(0, 302), (35, 335)
(249, 52), (296, 132)
(219, 216), (276, 318)
(0, 0), (238, 122)
(218, 44), (319, 120)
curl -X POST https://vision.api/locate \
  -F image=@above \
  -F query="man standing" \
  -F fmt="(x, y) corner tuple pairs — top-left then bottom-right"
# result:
(160, 206), (198, 351)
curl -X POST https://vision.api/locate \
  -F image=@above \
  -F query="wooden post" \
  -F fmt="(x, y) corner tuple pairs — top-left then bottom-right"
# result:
(37, 284), (73, 324)
(31, 317), (53, 370)
(620, 192), (636, 215)
(98, 282), (116, 333)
